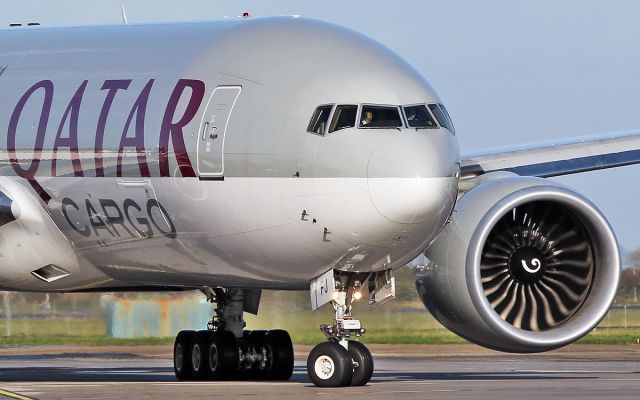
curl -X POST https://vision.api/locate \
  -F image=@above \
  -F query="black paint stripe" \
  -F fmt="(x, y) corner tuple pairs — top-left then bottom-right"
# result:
(28, 178), (51, 203)
(198, 176), (225, 181)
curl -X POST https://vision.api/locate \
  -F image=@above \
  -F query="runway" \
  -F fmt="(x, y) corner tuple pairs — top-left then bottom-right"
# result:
(0, 344), (638, 399)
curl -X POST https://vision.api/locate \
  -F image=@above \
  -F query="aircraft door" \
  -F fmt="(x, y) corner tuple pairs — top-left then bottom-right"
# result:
(197, 86), (242, 177)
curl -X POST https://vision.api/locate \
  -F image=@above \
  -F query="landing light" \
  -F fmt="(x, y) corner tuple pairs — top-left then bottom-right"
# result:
(353, 290), (363, 301)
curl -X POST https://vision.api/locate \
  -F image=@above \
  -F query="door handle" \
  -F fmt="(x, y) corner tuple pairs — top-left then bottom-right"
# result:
(209, 126), (218, 140)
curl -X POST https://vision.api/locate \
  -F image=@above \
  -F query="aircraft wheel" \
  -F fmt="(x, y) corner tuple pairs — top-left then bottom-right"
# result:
(190, 331), (210, 379)
(264, 329), (294, 380)
(205, 330), (239, 379)
(307, 342), (353, 387)
(347, 341), (374, 386)
(174, 330), (196, 380)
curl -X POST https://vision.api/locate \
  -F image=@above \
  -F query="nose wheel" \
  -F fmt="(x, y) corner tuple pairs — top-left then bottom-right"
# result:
(306, 273), (375, 387)
(347, 340), (374, 386)
(307, 342), (353, 387)
(307, 340), (374, 387)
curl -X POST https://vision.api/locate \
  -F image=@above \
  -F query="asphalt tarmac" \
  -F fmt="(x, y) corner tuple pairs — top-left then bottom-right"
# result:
(0, 344), (638, 399)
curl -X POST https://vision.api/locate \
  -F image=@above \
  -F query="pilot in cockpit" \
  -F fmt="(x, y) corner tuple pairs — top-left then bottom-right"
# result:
(361, 110), (374, 126)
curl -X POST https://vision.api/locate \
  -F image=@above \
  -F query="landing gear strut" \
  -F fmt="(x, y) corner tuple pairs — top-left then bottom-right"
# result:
(173, 288), (294, 381)
(307, 274), (375, 387)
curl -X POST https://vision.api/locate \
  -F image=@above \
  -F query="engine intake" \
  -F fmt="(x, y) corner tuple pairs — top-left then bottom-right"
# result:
(416, 176), (619, 353)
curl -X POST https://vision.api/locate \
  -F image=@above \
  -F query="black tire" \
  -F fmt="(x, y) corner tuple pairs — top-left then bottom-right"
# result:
(205, 330), (239, 380)
(347, 341), (374, 386)
(264, 329), (294, 380)
(307, 342), (353, 387)
(174, 330), (196, 380)
(190, 331), (210, 379)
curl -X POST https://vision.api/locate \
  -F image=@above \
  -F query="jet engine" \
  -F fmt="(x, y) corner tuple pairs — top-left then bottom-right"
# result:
(416, 176), (619, 352)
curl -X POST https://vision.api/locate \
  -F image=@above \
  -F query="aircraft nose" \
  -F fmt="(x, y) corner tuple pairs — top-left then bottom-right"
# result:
(367, 132), (459, 224)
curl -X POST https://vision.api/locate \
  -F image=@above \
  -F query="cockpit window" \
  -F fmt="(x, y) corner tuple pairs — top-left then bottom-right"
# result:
(329, 105), (358, 133)
(307, 105), (333, 135)
(439, 104), (455, 134)
(359, 105), (403, 128)
(403, 105), (437, 129)
(428, 104), (455, 134)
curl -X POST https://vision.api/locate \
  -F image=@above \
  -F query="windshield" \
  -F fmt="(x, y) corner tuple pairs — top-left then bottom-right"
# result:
(360, 105), (403, 128)
(403, 105), (437, 128)
(428, 104), (455, 133)
(439, 104), (455, 134)
(329, 105), (358, 133)
(307, 105), (333, 135)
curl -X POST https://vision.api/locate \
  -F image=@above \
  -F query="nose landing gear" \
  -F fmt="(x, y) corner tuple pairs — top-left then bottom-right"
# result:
(306, 275), (375, 387)
(172, 288), (294, 381)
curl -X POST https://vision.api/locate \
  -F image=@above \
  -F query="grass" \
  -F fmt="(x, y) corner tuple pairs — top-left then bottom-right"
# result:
(0, 317), (104, 338)
(244, 305), (463, 345)
(0, 336), (174, 346)
(577, 328), (640, 345)
(0, 306), (638, 347)
(1, 287), (639, 347)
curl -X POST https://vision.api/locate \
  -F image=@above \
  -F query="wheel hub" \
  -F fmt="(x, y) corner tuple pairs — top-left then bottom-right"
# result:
(192, 343), (201, 370)
(314, 355), (335, 379)
(208, 343), (219, 371)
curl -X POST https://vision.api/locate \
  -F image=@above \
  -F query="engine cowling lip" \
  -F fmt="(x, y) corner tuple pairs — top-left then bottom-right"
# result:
(465, 184), (620, 350)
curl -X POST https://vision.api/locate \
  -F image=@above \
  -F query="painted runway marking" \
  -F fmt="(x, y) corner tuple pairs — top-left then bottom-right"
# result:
(79, 370), (156, 374)
(515, 369), (628, 374)
(0, 388), (33, 400)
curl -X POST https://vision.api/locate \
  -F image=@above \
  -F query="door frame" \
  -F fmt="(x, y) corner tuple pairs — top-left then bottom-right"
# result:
(196, 85), (242, 178)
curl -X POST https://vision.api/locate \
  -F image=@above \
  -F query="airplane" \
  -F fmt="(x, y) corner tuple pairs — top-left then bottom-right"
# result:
(0, 16), (629, 387)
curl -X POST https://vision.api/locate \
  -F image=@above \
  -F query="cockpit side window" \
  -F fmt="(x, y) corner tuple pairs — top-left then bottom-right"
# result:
(428, 104), (455, 134)
(359, 105), (403, 128)
(403, 105), (437, 129)
(307, 105), (333, 135)
(439, 104), (455, 134)
(329, 105), (358, 133)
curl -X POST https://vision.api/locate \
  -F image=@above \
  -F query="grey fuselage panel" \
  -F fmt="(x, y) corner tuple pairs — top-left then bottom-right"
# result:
(0, 18), (460, 292)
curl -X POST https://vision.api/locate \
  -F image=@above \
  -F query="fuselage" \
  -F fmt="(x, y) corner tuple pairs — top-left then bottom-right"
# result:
(0, 17), (459, 291)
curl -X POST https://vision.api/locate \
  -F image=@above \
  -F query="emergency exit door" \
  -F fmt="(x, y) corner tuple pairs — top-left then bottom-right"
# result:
(197, 86), (241, 177)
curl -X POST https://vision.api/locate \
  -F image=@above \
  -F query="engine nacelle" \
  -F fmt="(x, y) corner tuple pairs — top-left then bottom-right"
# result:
(416, 176), (619, 353)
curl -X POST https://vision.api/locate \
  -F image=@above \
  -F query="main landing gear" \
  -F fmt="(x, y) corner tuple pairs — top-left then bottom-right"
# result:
(306, 275), (375, 387)
(173, 288), (294, 381)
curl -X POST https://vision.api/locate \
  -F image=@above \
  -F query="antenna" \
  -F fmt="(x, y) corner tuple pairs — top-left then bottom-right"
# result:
(121, 4), (129, 25)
